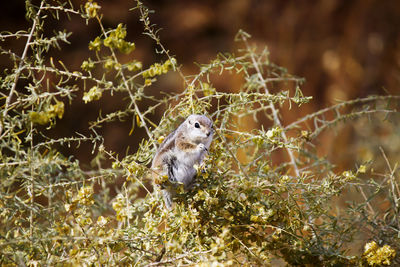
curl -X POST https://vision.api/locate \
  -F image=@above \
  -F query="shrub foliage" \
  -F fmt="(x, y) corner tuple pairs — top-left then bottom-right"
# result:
(0, 1), (399, 266)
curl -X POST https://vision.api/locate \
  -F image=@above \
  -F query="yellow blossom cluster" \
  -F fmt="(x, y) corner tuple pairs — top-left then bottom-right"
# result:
(88, 24), (135, 54)
(112, 193), (133, 222)
(363, 241), (396, 266)
(84, 0), (101, 18)
(104, 24), (135, 54)
(81, 58), (95, 71)
(76, 186), (95, 206)
(142, 58), (176, 78)
(266, 126), (282, 142)
(29, 101), (64, 125)
(83, 86), (103, 103)
(64, 186), (94, 212)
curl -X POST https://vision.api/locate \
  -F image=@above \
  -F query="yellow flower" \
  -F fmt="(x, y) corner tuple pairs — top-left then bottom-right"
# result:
(358, 164), (367, 173)
(342, 170), (356, 181)
(363, 241), (396, 266)
(266, 127), (282, 141)
(76, 186), (94, 206)
(103, 24), (135, 54)
(112, 194), (132, 222)
(89, 36), (102, 51)
(142, 58), (176, 78)
(96, 216), (108, 227)
(48, 101), (64, 119)
(157, 135), (165, 144)
(81, 59), (95, 71)
(104, 58), (114, 70)
(84, 1), (101, 18)
(29, 101), (64, 125)
(29, 111), (51, 125)
(83, 86), (103, 103)
(127, 60), (142, 72)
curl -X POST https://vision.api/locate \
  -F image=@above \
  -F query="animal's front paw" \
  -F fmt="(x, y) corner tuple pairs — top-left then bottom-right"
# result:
(197, 143), (208, 152)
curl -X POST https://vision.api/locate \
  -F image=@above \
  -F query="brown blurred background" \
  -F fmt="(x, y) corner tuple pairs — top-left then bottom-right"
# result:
(2, 0), (400, 167)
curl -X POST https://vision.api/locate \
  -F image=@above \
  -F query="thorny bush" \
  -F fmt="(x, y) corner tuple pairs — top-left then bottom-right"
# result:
(0, 1), (399, 266)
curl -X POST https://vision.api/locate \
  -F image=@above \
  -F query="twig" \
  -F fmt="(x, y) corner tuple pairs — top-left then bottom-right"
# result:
(241, 36), (300, 178)
(145, 250), (211, 266)
(358, 185), (375, 215)
(0, 1), (44, 136)
(95, 15), (156, 151)
(285, 95), (400, 131)
(379, 147), (400, 219)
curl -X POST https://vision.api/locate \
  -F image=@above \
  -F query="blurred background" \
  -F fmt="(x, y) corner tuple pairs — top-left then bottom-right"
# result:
(2, 0), (400, 169)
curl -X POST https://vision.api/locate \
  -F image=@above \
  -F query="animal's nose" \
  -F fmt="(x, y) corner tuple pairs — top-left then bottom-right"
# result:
(207, 131), (211, 137)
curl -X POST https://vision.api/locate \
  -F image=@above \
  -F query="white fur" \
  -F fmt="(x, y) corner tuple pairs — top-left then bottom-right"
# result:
(172, 143), (208, 187)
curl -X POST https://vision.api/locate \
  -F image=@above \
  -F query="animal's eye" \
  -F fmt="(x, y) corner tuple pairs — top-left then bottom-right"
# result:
(194, 122), (200, 128)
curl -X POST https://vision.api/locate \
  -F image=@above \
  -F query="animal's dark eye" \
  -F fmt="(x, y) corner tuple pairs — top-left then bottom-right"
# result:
(194, 122), (200, 128)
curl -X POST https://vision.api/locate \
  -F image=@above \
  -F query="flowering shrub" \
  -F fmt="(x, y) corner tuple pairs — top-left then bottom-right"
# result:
(0, 1), (399, 266)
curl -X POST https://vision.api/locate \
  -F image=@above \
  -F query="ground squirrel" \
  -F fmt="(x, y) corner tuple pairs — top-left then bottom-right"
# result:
(151, 114), (214, 209)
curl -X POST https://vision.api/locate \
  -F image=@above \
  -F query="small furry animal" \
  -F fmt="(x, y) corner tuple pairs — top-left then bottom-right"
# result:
(151, 114), (214, 209)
